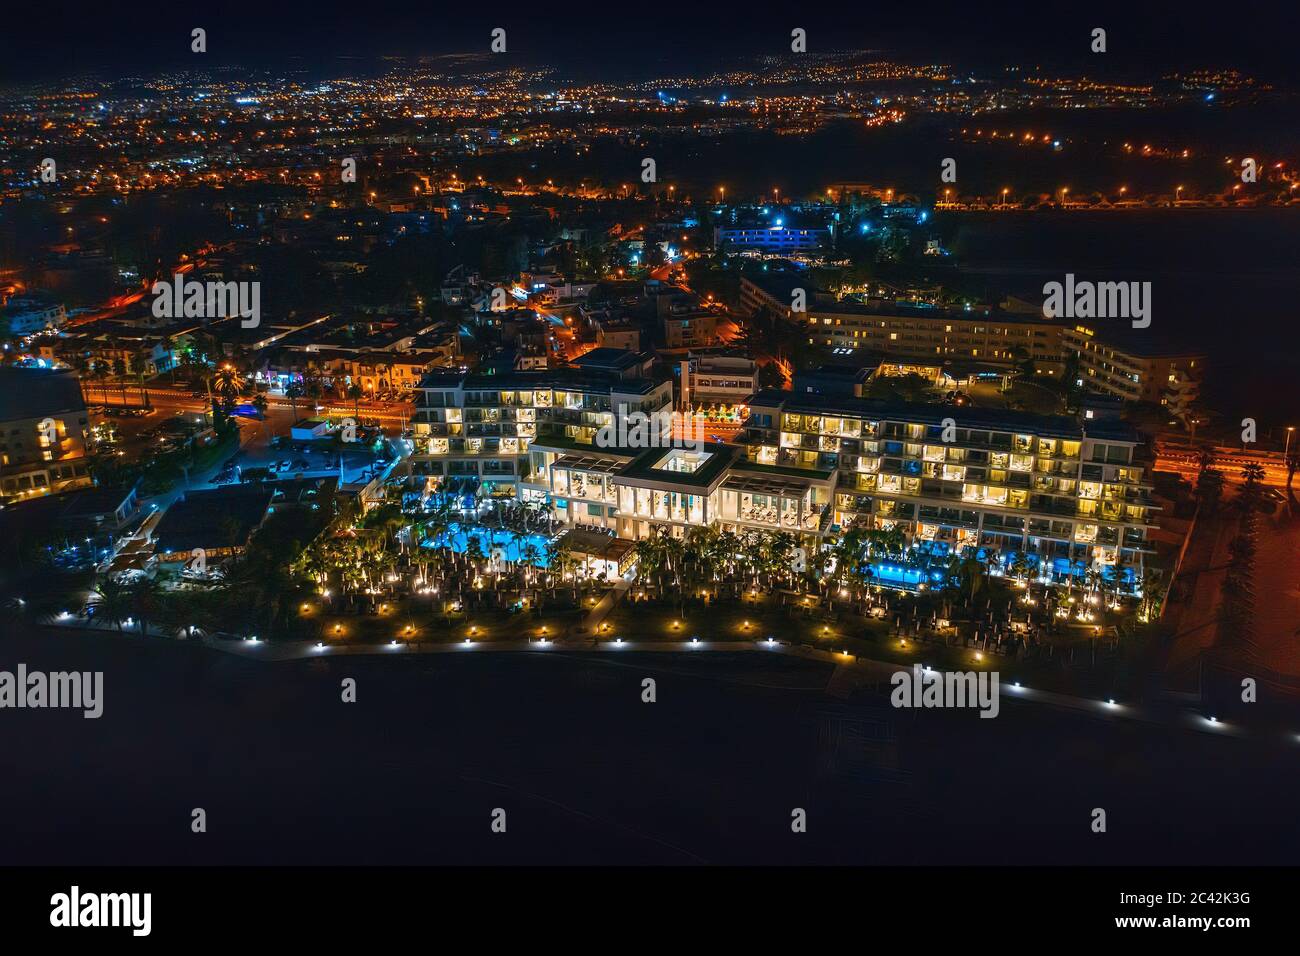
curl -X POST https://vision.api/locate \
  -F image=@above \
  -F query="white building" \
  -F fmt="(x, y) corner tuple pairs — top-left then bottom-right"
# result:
(2, 296), (66, 334)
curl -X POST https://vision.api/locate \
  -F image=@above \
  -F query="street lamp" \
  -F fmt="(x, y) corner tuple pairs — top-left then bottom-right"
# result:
(1286, 426), (1295, 457)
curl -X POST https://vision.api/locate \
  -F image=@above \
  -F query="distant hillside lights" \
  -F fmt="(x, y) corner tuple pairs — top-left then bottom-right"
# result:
(151, 273), (260, 328)
(1042, 273), (1151, 328)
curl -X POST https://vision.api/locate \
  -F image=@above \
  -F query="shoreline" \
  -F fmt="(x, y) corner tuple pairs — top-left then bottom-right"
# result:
(23, 619), (1296, 745)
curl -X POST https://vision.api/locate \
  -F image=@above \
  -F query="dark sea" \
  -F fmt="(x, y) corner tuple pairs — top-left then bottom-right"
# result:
(3, 623), (1299, 865)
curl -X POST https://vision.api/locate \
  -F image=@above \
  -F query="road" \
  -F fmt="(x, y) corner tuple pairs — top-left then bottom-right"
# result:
(93, 381), (414, 428)
(1155, 443), (1293, 488)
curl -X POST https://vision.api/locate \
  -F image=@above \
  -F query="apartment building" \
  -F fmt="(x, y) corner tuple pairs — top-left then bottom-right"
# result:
(647, 280), (722, 350)
(740, 391), (1155, 580)
(1061, 324), (1205, 421)
(715, 225), (829, 253)
(1, 295), (66, 334)
(741, 275), (1062, 369)
(662, 310), (718, 349)
(0, 367), (95, 503)
(742, 277), (1207, 422)
(593, 316), (642, 352)
(680, 353), (758, 407)
(806, 303), (1061, 367)
(261, 347), (453, 394)
(409, 356), (674, 503)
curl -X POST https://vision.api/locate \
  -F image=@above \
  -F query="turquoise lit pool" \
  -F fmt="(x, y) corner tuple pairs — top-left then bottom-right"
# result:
(421, 524), (551, 567)
(869, 563), (944, 588)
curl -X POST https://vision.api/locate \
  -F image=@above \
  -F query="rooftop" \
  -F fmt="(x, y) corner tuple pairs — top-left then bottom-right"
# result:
(569, 347), (644, 373)
(152, 485), (274, 556)
(418, 366), (665, 396)
(555, 527), (634, 561)
(0, 367), (86, 422)
(745, 389), (1142, 443)
(616, 443), (739, 489)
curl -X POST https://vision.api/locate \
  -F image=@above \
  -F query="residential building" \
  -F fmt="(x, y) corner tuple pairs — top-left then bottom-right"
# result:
(661, 309), (719, 350)
(409, 358), (673, 503)
(0, 367), (94, 503)
(1061, 324), (1205, 419)
(715, 225), (830, 253)
(681, 353), (758, 407)
(740, 391), (1156, 580)
(593, 316), (642, 352)
(1, 295), (66, 335)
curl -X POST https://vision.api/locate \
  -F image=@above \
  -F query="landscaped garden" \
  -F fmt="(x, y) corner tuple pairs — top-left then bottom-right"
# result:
(10, 467), (1171, 703)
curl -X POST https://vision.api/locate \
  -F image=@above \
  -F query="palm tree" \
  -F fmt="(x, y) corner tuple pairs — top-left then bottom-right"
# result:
(212, 365), (244, 403)
(91, 361), (111, 403)
(112, 358), (129, 404)
(128, 576), (167, 638)
(1285, 451), (1300, 506)
(137, 365), (152, 410)
(1237, 462), (1267, 515)
(633, 535), (662, 595)
(1196, 463), (1224, 515)
(521, 543), (542, 586)
(947, 553), (988, 609)
(90, 579), (132, 631)
(1010, 551), (1034, 585)
(71, 354), (92, 403)
(285, 380), (305, 420)
(160, 334), (177, 382)
(347, 382), (363, 419)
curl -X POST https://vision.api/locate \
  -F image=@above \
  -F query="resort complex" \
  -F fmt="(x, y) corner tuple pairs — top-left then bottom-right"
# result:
(400, 360), (1156, 591)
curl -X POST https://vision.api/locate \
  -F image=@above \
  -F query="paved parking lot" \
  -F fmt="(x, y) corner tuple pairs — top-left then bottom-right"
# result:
(211, 438), (393, 487)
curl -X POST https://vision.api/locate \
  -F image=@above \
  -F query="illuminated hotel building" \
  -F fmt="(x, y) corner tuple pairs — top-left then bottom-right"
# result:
(411, 365), (1155, 586)
(740, 390), (1156, 582)
(741, 275), (1063, 369)
(1060, 324), (1205, 424)
(0, 368), (94, 503)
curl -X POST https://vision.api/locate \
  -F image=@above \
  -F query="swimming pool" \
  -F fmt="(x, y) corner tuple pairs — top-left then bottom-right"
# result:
(869, 563), (944, 588)
(421, 524), (551, 567)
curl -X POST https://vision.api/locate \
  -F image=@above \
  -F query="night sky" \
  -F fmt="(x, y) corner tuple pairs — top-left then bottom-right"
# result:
(4, 1), (1296, 84)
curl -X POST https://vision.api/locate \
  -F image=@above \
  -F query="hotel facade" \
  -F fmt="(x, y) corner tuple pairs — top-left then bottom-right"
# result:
(409, 364), (1157, 587)
(741, 391), (1155, 578)
(740, 275), (1206, 424)
(0, 368), (95, 503)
